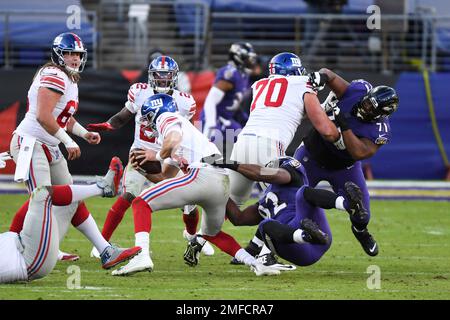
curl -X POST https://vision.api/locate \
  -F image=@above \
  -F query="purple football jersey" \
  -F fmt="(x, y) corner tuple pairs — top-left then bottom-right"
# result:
(303, 80), (392, 170)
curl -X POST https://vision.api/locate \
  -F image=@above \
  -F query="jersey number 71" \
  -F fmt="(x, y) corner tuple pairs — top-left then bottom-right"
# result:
(250, 78), (288, 111)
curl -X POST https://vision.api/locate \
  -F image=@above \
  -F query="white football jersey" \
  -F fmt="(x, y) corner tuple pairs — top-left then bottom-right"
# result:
(155, 112), (220, 167)
(125, 82), (197, 152)
(239, 75), (316, 148)
(16, 66), (79, 146)
(0, 232), (27, 284)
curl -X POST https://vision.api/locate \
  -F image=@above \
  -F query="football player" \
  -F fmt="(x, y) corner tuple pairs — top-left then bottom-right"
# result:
(87, 55), (214, 261)
(8, 32), (103, 261)
(299, 69), (399, 256)
(228, 52), (343, 263)
(111, 94), (280, 276)
(202, 42), (257, 158)
(0, 159), (141, 283)
(210, 157), (368, 268)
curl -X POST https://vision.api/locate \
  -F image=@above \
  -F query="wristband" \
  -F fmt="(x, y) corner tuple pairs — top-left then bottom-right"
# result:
(155, 151), (164, 162)
(54, 128), (77, 148)
(71, 122), (89, 139)
(333, 133), (346, 150)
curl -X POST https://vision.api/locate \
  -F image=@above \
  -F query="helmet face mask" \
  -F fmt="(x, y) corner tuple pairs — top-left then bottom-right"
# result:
(269, 52), (306, 77)
(229, 42), (257, 73)
(354, 86), (399, 122)
(148, 56), (179, 94)
(51, 33), (87, 74)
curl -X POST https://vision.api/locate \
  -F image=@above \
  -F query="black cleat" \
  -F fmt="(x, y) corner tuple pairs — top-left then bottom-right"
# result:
(344, 182), (369, 220)
(300, 218), (329, 245)
(183, 236), (204, 267)
(351, 225), (379, 256)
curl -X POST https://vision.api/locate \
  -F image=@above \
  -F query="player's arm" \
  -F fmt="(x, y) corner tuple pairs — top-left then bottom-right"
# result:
(87, 107), (134, 132)
(67, 117), (101, 145)
(226, 199), (262, 226)
(304, 92), (340, 143)
(159, 130), (182, 159)
(341, 131), (381, 160)
(317, 68), (350, 98)
(203, 80), (233, 136)
(36, 87), (80, 160)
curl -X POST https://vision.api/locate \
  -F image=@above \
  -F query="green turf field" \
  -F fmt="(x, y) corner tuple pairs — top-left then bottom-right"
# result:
(0, 194), (449, 300)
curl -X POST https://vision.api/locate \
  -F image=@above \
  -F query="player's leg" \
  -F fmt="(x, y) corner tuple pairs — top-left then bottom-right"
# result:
(327, 162), (378, 256)
(112, 168), (205, 276)
(182, 205), (215, 256)
(257, 187), (332, 267)
(21, 187), (60, 281)
(8, 137), (52, 232)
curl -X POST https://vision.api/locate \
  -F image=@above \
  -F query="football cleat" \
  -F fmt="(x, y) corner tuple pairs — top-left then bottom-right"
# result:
(351, 225), (379, 257)
(344, 182), (369, 221)
(182, 230), (215, 256)
(230, 240), (259, 265)
(251, 262), (281, 276)
(111, 252), (154, 276)
(100, 245), (141, 270)
(183, 236), (204, 267)
(90, 246), (100, 259)
(58, 250), (80, 262)
(300, 218), (329, 245)
(256, 253), (296, 271)
(96, 157), (123, 198)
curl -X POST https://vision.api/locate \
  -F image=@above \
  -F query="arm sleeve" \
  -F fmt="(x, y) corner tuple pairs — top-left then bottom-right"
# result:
(156, 113), (182, 138)
(280, 165), (305, 188)
(202, 86), (225, 133)
(125, 84), (140, 113)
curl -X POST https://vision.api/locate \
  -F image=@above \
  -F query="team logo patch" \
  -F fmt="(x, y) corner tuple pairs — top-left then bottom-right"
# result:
(150, 98), (164, 108)
(224, 69), (234, 80)
(288, 159), (301, 168)
(375, 136), (388, 145)
(290, 57), (301, 66)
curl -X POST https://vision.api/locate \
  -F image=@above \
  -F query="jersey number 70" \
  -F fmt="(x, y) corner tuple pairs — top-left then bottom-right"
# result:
(250, 78), (288, 111)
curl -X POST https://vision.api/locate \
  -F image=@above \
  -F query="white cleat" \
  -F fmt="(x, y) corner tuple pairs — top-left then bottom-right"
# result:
(90, 246), (100, 259)
(251, 262), (281, 276)
(182, 230), (214, 256)
(111, 252), (154, 276)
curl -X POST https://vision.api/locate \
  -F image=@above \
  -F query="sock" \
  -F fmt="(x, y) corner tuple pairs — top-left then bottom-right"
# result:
(132, 197), (152, 233)
(51, 186), (73, 205)
(102, 196), (131, 241)
(335, 196), (347, 211)
(234, 248), (257, 267)
(203, 231), (241, 257)
(259, 244), (272, 256)
(182, 207), (199, 235)
(68, 184), (102, 203)
(76, 214), (109, 254)
(71, 201), (90, 226)
(9, 199), (30, 232)
(135, 231), (150, 254)
(293, 229), (307, 244)
(252, 235), (265, 247)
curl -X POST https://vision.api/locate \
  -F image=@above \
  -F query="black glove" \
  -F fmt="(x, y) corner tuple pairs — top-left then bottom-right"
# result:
(333, 107), (350, 131)
(308, 72), (329, 91)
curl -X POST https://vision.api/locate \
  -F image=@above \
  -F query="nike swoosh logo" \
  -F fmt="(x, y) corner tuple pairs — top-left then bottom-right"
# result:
(369, 244), (377, 253)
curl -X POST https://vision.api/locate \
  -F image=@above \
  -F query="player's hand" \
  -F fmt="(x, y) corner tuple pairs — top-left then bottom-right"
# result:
(308, 72), (327, 91)
(172, 154), (189, 173)
(84, 132), (101, 145)
(133, 149), (156, 166)
(86, 122), (114, 132)
(66, 145), (81, 161)
(321, 91), (338, 113)
(0, 151), (12, 169)
(333, 107), (349, 131)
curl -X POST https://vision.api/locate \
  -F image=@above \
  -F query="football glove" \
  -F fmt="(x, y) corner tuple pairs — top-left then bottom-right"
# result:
(86, 122), (115, 132)
(308, 72), (328, 91)
(0, 151), (12, 169)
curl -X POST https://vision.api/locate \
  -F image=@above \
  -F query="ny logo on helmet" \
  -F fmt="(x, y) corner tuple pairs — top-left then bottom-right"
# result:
(290, 57), (301, 67)
(151, 98), (163, 108)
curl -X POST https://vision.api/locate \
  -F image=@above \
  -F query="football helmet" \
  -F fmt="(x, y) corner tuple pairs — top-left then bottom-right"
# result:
(266, 156), (301, 169)
(148, 55), (179, 94)
(140, 93), (178, 130)
(353, 86), (399, 122)
(51, 32), (87, 73)
(268, 52), (306, 76)
(229, 42), (257, 73)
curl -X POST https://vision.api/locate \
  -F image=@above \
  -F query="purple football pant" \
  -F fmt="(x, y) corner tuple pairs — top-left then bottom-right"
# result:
(294, 145), (371, 229)
(258, 187), (332, 266)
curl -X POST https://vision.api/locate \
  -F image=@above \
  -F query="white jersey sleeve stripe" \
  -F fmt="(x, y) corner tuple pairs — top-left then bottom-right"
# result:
(160, 116), (179, 134)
